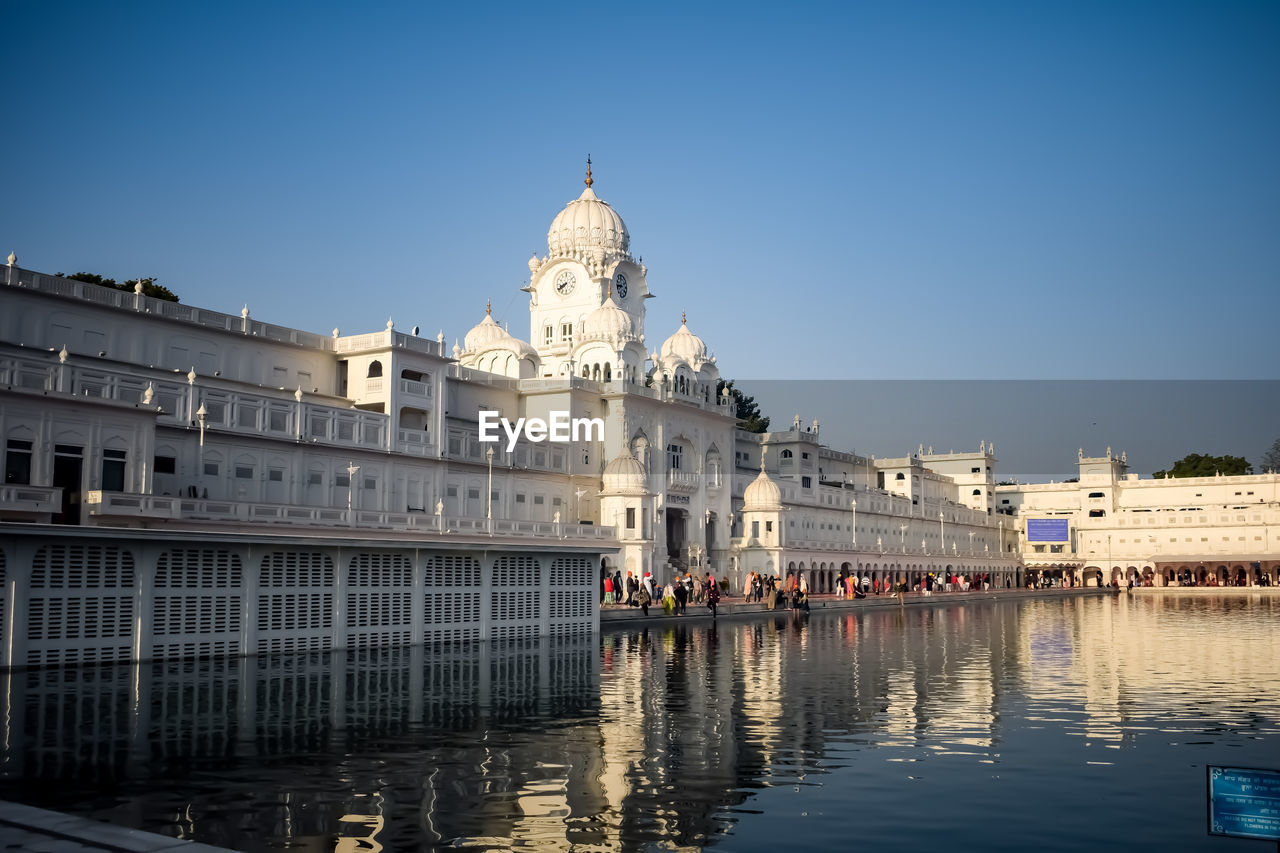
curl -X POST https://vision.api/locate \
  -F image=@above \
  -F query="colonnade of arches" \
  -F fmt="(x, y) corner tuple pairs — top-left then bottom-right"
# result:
(779, 559), (1021, 593)
(580, 361), (638, 384)
(1077, 562), (1280, 588)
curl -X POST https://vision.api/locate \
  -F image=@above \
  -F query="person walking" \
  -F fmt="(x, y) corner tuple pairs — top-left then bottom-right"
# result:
(637, 583), (652, 616)
(625, 572), (637, 606)
(674, 578), (688, 614)
(706, 573), (720, 618)
(603, 573), (614, 605)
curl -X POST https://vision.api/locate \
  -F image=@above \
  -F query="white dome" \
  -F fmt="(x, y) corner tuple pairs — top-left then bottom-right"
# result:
(582, 295), (634, 342)
(463, 309), (506, 352)
(547, 186), (629, 256)
(743, 468), (782, 510)
(462, 305), (536, 357)
(602, 449), (648, 495)
(660, 314), (709, 365)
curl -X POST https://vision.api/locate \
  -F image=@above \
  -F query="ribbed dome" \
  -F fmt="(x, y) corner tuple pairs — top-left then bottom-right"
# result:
(547, 187), (630, 256)
(743, 469), (782, 510)
(582, 295), (634, 342)
(462, 306), (536, 357)
(602, 449), (648, 495)
(660, 316), (708, 365)
(463, 311), (506, 352)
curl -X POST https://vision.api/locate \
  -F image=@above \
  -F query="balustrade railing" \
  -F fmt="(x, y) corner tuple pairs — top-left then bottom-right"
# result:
(85, 491), (615, 539)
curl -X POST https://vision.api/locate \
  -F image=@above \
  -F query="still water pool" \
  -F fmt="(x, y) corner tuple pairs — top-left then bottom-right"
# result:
(0, 592), (1277, 851)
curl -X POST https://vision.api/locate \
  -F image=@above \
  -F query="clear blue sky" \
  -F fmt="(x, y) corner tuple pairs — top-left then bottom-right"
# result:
(3, 1), (1278, 379)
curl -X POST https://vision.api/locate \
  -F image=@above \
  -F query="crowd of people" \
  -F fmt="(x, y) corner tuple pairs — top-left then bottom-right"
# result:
(601, 569), (721, 617)
(602, 568), (1010, 616)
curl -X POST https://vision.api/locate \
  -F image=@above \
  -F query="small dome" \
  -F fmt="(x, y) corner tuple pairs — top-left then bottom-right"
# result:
(462, 304), (536, 357)
(602, 449), (648, 495)
(491, 334), (538, 359)
(547, 186), (630, 256)
(582, 295), (634, 342)
(743, 469), (782, 510)
(660, 314), (709, 365)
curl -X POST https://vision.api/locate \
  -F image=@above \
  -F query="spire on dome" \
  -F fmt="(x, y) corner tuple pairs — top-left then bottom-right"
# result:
(585, 155), (593, 188)
(486, 299), (492, 316)
(681, 310), (687, 325)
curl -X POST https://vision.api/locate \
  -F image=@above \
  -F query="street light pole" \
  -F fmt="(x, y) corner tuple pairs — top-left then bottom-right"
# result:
(486, 447), (495, 528)
(346, 461), (359, 519)
(851, 498), (857, 548)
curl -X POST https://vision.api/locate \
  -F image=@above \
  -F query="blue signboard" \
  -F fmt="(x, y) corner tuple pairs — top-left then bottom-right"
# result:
(1208, 765), (1280, 841)
(1026, 518), (1069, 543)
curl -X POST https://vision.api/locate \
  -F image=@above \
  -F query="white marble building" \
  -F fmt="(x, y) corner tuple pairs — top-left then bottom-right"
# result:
(997, 449), (1280, 586)
(5, 161), (1277, 669)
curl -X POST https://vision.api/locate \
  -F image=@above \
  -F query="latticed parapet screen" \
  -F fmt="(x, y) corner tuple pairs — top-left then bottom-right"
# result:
(0, 537), (600, 668)
(27, 544), (136, 667)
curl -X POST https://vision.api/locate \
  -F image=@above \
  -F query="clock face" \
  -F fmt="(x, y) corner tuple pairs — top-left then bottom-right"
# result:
(554, 270), (576, 296)
(614, 273), (628, 299)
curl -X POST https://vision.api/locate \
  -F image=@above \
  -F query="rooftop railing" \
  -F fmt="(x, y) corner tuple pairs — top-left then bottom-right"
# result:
(85, 491), (616, 540)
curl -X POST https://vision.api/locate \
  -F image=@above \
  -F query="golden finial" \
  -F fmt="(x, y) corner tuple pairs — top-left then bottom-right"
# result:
(485, 299), (491, 316)
(681, 310), (687, 325)
(585, 155), (593, 188)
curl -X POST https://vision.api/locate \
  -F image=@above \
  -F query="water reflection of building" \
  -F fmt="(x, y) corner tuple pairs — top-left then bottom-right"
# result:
(1, 599), (1276, 850)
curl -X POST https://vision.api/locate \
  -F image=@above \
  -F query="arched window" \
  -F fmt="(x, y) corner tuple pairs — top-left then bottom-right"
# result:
(367, 360), (383, 378)
(631, 434), (650, 473)
(781, 449), (793, 459)
(896, 472), (906, 480)
(603, 363), (611, 382)
(972, 489), (981, 495)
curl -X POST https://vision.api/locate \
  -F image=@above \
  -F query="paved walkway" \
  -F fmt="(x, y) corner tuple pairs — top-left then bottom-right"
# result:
(600, 585), (1109, 626)
(0, 801), (238, 853)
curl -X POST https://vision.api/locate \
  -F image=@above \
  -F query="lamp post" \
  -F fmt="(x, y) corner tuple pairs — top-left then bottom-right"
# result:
(851, 498), (857, 548)
(939, 511), (945, 554)
(486, 447), (495, 525)
(346, 461), (360, 518)
(196, 404), (207, 448)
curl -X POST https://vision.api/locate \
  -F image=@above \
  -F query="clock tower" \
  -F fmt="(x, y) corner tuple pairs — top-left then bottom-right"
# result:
(526, 161), (651, 378)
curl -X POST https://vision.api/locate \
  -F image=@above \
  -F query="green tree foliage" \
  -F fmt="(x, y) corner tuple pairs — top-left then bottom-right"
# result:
(1261, 437), (1280, 473)
(716, 379), (770, 433)
(56, 271), (179, 302)
(1153, 452), (1253, 479)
